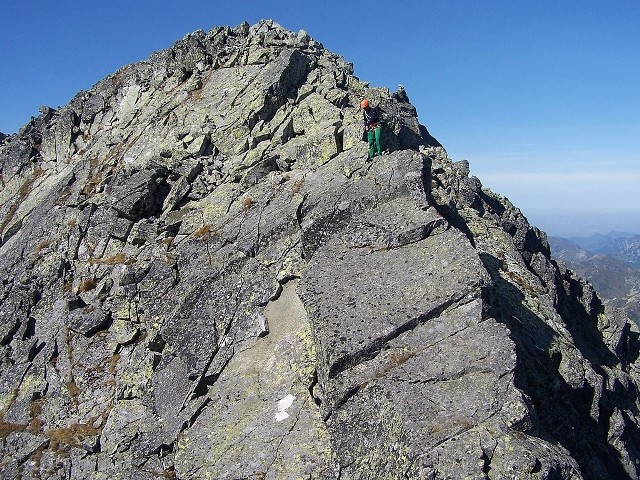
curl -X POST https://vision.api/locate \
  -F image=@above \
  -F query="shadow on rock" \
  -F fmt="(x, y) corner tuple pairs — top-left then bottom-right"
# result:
(480, 252), (638, 480)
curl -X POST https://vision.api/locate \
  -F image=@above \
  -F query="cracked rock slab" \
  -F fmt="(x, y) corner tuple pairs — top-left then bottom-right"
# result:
(173, 281), (337, 479)
(300, 221), (488, 391)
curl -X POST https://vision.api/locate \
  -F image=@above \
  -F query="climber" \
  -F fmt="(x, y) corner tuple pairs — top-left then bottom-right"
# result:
(360, 99), (382, 160)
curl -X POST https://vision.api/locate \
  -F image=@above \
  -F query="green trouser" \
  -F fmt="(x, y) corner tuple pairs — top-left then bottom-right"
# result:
(367, 125), (382, 158)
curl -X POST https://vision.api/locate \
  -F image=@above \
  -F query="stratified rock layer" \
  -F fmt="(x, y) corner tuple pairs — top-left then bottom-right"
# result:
(1, 20), (638, 480)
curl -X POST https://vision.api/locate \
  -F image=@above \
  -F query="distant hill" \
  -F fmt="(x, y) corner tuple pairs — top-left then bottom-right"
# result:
(567, 231), (640, 268)
(549, 236), (592, 262)
(550, 234), (640, 324)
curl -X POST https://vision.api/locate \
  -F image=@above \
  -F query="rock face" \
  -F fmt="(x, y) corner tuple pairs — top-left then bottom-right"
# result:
(0, 20), (639, 480)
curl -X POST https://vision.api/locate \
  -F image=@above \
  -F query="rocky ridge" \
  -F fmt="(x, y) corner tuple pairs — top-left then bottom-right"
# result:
(0, 20), (639, 480)
(550, 236), (640, 325)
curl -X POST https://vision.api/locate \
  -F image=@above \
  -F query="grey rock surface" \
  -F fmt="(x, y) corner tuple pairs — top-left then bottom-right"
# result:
(1, 20), (639, 480)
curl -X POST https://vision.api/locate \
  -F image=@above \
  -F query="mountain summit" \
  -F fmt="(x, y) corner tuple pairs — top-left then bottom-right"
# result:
(1, 20), (639, 479)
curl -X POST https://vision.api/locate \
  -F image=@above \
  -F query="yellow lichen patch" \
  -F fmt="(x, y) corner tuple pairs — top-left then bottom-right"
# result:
(0, 167), (46, 234)
(115, 306), (132, 321)
(287, 326), (318, 382)
(317, 142), (338, 165)
(17, 375), (43, 402)
(231, 125), (250, 141)
(0, 389), (18, 415)
(295, 325), (316, 356)
(176, 434), (191, 452)
(117, 361), (154, 398)
(201, 183), (240, 225)
(276, 249), (305, 283)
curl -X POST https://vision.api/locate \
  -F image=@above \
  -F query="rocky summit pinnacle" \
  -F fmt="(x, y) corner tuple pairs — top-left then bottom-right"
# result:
(0, 20), (639, 480)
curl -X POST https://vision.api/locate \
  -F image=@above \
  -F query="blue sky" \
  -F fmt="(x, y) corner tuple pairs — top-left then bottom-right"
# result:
(2, 1), (639, 237)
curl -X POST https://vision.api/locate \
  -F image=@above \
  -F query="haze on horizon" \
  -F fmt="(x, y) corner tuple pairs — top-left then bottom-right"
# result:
(1, 1), (638, 238)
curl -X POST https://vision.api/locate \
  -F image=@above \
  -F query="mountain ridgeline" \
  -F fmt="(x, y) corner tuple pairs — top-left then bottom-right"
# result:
(550, 234), (640, 326)
(0, 21), (639, 480)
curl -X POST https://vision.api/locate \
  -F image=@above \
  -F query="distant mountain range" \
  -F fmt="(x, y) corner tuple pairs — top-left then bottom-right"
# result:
(565, 231), (640, 267)
(549, 231), (640, 324)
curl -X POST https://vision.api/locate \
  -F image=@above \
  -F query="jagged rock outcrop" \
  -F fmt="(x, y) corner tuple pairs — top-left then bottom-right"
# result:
(549, 235), (640, 326)
(1, 20), (639, 480)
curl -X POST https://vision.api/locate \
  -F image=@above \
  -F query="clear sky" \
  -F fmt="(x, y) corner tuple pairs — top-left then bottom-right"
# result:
(2, 1), (639, 237)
